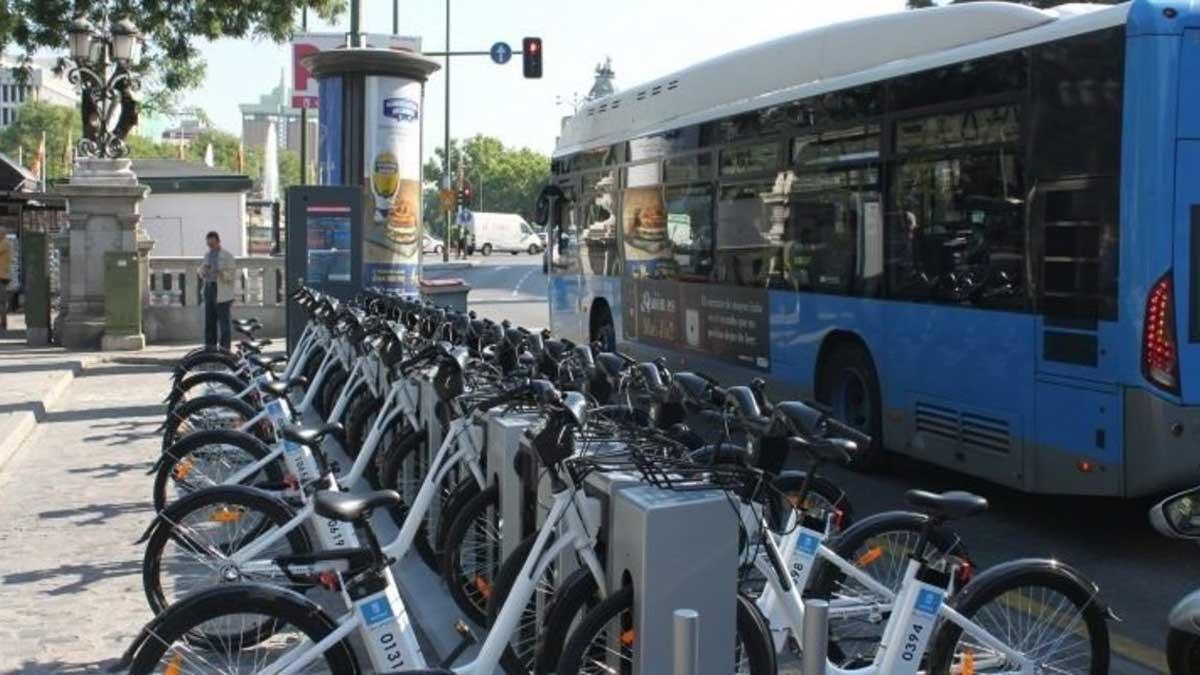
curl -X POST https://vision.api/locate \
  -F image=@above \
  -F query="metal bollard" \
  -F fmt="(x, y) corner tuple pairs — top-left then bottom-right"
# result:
(673, 609), (700, 675)
(802, 599), (829, 675)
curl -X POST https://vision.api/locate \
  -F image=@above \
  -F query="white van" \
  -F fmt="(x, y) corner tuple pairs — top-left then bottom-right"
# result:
(467, 212), (543, 256)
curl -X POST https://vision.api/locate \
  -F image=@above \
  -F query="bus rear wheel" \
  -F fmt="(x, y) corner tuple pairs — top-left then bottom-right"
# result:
(817, 341), (885, 471)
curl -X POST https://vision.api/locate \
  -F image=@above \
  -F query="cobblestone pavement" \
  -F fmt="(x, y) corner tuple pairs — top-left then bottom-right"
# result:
(0, 362), (167, 674)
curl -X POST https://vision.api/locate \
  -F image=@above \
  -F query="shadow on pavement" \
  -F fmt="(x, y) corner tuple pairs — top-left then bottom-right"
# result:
(82, 418), (160, 445)
(78, 364), (170, 378)
(1, 559), (141, 596)
(41, 405), (163, 425)
(38, 500), (153, 527)
(67, 461), (154, 478)
(2, 657), (119, 674)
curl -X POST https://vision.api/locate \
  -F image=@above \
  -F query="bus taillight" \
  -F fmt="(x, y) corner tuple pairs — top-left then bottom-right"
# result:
(1143, 272), (1180, 394)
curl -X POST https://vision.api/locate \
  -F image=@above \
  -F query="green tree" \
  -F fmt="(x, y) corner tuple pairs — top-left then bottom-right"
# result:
(424, 134), (551, 221)
(0, 100), (81, 180)
(0, 0), (344, 112)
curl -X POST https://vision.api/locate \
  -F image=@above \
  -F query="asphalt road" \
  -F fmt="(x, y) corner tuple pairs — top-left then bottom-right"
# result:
(439, 254), (1179, 673)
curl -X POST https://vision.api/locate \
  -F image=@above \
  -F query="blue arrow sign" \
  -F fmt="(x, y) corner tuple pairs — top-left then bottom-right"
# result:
(490, 41), (513, 65)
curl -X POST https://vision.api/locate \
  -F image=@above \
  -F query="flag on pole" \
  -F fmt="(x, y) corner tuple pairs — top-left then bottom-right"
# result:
(237, 141), (245, 173)
(178, 140), (185, 160)
(203, 143), (214, 168)
(63, 129), (72, 176)
(29, 132), (45, 186)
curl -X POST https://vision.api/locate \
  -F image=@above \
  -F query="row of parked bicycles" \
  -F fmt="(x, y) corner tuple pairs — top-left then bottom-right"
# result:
(113, 285), (1116, 674)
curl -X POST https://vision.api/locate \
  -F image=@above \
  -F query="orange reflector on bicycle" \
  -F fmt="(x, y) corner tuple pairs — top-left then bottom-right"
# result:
(210, 507), (244, 523)
(963, 648), (975, 675)
(621, 629), (636, 647)
(473, 574), (492, 600)
(165, 653), (182, 675)
(856, 546), (884, 567)
(173, 458), (194, 480)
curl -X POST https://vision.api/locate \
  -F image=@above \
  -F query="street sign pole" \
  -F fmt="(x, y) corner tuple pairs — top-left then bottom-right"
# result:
(443, 0), (451, 263)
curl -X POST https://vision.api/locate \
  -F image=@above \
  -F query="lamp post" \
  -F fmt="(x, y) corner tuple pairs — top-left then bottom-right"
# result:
(66, 16), (143, 159)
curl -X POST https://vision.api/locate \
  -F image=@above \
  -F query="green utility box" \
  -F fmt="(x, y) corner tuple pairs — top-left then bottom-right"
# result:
(22, 231), (50, 345)
(104, 250), (142, 348)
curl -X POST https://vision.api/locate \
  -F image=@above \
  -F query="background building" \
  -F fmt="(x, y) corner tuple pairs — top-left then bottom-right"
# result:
(134, 159), (253, 256)
(239, 74), (317, 166)
(0, 56), (77, 128)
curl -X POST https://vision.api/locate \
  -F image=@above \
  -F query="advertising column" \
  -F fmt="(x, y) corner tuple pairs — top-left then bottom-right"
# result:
(363, 76), (422, 294)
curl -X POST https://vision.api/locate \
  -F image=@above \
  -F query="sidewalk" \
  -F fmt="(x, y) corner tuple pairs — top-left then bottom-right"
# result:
(0, 327), (189, 672)
(0, 316), (193, 476)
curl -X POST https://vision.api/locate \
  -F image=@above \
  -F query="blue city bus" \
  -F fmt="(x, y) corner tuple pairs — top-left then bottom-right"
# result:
(543, 0), (1200, 497)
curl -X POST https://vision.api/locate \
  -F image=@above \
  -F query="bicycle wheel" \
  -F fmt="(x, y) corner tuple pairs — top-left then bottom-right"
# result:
(167, 371), (249, 415)
(555, 587), (775, 675)
(441, 484), (501, 624)
(153, 430), (283, 512)
(534, 566), (601, 674)
(806, 510), (969, 667)
(128, 586), (358, 675)
(345, 393), (380, 461)
(435, 477), (483, 553)
(174, 350), (243, 385)
(318, 365), (348, 420)
(301, 346), (326, 385)
(162, 395), (260, 451)
(485, 532), (560, 675)
(927, 565), (1110, 674)
(379, 429), (437, 568)
(143, 487), (312, 617)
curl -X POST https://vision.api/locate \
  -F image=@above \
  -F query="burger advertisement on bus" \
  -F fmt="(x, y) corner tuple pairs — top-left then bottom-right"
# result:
(363, 75), (422, 293)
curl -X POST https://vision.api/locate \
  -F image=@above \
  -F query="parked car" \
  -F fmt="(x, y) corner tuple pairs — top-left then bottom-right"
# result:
(422, 234), (444, 255)
(465, 212), (543, 256)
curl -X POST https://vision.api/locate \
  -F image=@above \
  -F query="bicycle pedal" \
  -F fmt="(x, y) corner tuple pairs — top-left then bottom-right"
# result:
(438, 620), (478, 668)
(453, 619), (476, 642)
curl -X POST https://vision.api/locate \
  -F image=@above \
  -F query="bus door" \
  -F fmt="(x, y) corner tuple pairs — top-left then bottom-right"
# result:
(1030, 178), (1123, 494)
(541, 184), (585, 341)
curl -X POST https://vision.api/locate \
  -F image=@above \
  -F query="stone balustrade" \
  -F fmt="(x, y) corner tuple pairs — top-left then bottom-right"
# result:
(143, 256), (286, 343)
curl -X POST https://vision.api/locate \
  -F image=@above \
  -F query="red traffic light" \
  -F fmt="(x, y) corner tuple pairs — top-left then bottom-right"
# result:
(522, 37), (543, 79)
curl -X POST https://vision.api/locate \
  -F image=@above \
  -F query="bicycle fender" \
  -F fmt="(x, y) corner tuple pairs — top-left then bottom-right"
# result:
(135, 484), (293, 544)
(949, 557), (1112, 619)
(1169, 588), (1200, 636)
(112, 584), (340, 672)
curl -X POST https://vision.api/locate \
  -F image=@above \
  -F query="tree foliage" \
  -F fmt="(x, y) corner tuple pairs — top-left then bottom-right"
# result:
(0, 100), (81, 180)
(422, 134), (551, 237)
(0, 0), (344, 112)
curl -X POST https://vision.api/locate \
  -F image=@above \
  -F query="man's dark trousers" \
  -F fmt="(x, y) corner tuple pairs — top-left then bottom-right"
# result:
(204, 281), (232, 349)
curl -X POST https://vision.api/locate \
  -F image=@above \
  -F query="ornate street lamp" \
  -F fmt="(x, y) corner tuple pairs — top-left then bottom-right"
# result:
(66, 16), (142, 159)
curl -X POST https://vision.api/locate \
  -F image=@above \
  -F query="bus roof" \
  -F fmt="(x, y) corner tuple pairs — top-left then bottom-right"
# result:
(554, 1), (1129, 158)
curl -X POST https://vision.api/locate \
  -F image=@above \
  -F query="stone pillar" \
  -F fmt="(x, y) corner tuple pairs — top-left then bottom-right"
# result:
(52, 157), (153, 350)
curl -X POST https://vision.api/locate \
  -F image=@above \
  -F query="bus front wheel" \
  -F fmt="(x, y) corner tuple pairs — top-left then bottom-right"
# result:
(817, 341), (885, 471)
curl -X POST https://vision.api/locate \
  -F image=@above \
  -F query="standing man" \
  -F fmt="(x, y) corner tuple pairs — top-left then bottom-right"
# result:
(0, 225), (12, 331)
(198, 231), (236, 349)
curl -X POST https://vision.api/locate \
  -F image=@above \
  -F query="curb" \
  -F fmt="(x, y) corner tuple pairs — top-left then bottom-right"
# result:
(422, 261), (478, 271)
(0, 351), (175, 475)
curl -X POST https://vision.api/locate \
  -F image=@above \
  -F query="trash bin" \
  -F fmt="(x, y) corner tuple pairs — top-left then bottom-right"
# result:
(419, 278), (471, 312)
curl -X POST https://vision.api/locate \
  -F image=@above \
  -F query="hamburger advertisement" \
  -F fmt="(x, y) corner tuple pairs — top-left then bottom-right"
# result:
(364, 76), (422, 292)
(622, 186), (675, 278)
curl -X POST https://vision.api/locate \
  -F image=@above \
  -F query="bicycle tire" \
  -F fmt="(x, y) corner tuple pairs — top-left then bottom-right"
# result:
(301, 346), (326, 385)
(345, 393), (381, 461)
(806, 510), (969, 667)
(318, 364), (349, 420)
(142, 486), (312, 618)
(555, 586), (775, 675)
(927, 561), (1110, 675)
(441, 484), (500, 624)
(128, 584), (357, 675)
(167, 371), (249, 415)
(436, 476), (484, 552)
(152, 429), (283, 512)
(536, 566), (602, 673)
(173, 350), (243, 385)
(379, 428), (437, 568)
(1168, 628), (1200, 675)
(161, 394), (262, 451)
(485, 532), (558, 675)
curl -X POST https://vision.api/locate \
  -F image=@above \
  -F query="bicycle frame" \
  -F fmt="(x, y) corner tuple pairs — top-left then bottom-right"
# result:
(245, 471), (604, 675)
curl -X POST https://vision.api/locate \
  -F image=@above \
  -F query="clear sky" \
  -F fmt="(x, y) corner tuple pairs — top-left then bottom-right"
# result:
(180, 0), (909, 161)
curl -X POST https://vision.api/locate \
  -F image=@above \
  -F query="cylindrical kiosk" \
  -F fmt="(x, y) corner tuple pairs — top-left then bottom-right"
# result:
(305, 48), (440, 296)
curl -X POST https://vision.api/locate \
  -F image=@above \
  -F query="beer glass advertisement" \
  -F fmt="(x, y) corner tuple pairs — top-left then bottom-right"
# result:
(621, 277), (770, 371)
(363, 76), (422, 293)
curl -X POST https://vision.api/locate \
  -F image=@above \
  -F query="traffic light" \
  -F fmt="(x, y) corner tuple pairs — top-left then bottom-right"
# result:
(458, 181), (473, 207)
(522, 37), (543, 79)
